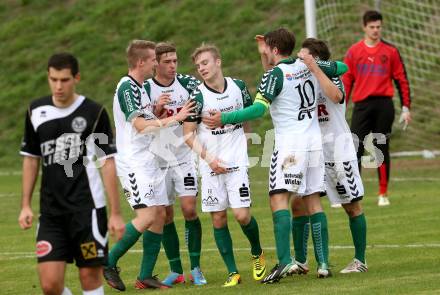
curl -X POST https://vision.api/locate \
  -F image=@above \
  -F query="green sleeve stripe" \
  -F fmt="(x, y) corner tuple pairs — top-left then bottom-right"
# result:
(221, 100), (267, 125)
(255, 93), (270, 108)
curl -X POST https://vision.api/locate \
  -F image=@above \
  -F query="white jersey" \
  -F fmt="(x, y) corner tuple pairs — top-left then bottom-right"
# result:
(113, 75), (158, 170)
(258, 57), (322, 151)
(188, 77), (253, 175)
(317, 77), (357, 162)
(147, 74), (199, 167)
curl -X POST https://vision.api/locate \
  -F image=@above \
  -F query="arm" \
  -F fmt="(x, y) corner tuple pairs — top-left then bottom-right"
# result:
(18, 156), (39, 229)
(133, 99), (195, 133)
(100, 157), (125, 241)
(152, 94), (171, 118)
(255, 35), (272, 71)
(342, 49), (355, 103)
(299, 50), (343, 103)
(183, 121), (226, 174)
(392, 47), (412, 127)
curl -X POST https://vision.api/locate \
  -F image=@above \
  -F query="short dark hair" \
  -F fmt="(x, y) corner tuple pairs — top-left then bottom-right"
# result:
(363, 10), (383, 26)
(264, 28), (296, 56)
(47, 53), (79, 76)
(301, 38), (331, 60)
(156, 42), (176, 62)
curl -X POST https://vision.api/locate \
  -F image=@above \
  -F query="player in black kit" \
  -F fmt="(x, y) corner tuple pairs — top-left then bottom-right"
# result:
(18, 53), (125, 295)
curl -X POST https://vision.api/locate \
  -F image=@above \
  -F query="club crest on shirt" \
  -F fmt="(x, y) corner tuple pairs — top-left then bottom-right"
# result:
(71, 116), (87, 133)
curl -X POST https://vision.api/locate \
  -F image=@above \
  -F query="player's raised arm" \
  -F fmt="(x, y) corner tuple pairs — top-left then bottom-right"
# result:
(298, 49), (343, 103)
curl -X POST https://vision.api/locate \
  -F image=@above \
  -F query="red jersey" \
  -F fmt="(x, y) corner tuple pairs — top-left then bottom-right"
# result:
(342, 39), (411, 108)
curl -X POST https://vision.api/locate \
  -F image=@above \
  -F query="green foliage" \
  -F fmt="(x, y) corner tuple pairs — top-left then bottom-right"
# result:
(0, 0), (305, 167)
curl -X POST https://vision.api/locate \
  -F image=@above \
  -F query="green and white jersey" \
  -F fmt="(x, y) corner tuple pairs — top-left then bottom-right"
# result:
(188, 77), (252, 174)
(318, 77), (357, 162)
(113, 75), (158, 170)
(257, 57), (322, 151)
(148, 74), (200, 167)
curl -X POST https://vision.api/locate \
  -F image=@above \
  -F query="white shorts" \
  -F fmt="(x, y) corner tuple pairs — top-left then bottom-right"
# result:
(269, 149), (325, 197)
(161, 162), (198, 205)
(118, 167), (168, 209)
(201, 167), (251, 212)
(324, 160), (364, 205)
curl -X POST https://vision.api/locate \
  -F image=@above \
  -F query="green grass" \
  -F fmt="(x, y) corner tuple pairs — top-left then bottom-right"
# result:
(1, 158), (440, 294)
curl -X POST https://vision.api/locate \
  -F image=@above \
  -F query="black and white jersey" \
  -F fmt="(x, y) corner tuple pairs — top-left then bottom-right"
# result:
(20, 95), (117, 216)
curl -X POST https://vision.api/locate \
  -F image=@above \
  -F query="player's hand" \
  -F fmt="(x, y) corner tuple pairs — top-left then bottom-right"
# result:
(399, 107), (412, 130)
(157, 93), (171, 107)
(175, 99), (196, 122)
(202, 110), (222, 129)
(18, 206), (33, 230)
(255, 35), (267, 55)
(208, 157), (227, 175)
(298, 49), (318, 71)
(108, 213), (125, 241)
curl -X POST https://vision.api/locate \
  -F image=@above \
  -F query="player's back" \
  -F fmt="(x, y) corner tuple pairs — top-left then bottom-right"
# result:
(113, 76), (157, 169)
(264, 58), (321, 150)
(317, 77), (357, 162)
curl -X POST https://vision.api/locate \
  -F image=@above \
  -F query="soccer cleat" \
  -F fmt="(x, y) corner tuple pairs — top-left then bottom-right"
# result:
(252, 251), (267, 281)
(378, 195), (390, 206)
(222, 272), (241, 287)
(162, 271), (185, 286)
(103, 266), (126, 291)
(317, 263), (332, 278)
(189, 267), (207, 285)
(287, 260), (310, 275)
(340, 258), (368, 273)
(261, 262), (294, 284)
(135, 276), (171, 289)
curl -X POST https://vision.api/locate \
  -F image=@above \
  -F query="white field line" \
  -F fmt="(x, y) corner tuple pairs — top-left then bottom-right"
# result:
(2, 244), (440, 260)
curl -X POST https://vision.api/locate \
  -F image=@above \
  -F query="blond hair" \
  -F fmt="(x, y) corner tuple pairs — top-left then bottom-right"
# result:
(191, 43), (221, 63)
(126, 40), (156, 69)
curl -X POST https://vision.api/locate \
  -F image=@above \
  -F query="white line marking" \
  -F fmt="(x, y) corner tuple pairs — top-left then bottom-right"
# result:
(2, 244), (440, 260)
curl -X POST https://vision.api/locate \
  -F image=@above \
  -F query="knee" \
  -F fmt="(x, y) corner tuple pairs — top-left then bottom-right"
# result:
(79, 267), (102, 290)
(291, 198), (307, 217)
(40, 280), (63, 295)
(211, 212), (227, 228)
(343, 202), (363, 218)
(233, 211), (250, 226)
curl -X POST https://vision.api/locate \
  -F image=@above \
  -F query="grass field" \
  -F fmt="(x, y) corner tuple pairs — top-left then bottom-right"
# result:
(1, 158), (440, 295)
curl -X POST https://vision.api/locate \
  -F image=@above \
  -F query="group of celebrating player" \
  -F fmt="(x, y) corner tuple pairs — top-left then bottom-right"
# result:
(103, 26), (368, 290)
(19, 26), (370, 295)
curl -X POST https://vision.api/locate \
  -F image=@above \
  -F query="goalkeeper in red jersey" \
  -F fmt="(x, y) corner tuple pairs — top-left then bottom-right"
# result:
(342, 10), (412, 206)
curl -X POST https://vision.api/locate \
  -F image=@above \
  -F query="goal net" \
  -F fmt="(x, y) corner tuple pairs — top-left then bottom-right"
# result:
(314, 0), (440, 153)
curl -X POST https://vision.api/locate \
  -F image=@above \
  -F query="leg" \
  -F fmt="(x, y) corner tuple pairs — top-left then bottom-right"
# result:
(303, 193), (330, 275)
(351, 101), (374, 173)
(211, 210), (238, 274)
(232, 207), (262, 256)
(291, 196), (309, 264)
(78, 266), (104, 294)
(270, 192), (292, 265)
(181, 196), (202, 271)
(38, 261), (66, 295)
(162, 205), (184, 275)
(373, 98), (395, 197)
(342, 201), (367, 264)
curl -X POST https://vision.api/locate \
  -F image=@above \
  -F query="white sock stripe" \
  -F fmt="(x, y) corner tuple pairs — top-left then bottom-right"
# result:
(82, 285), (104, 295)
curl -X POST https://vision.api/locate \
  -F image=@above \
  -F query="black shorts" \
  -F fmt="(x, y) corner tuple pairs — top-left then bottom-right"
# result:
(36, 207), (108, 267)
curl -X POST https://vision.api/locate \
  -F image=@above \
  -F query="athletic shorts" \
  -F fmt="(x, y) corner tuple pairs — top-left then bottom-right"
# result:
(36, 207), (108, 267)
(324, 160), (364, 205)
(161, 162), (198, 205)
(201, 167), (251, 212)
(118, 167), (168, 209)
(269, 149), (325, 197)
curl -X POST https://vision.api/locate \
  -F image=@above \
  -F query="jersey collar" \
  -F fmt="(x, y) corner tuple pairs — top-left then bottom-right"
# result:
(204, 78), (228, 94)
(152, 76), (176, 87)
(276, 57), (296, 65)
(126, 74), (143, 88)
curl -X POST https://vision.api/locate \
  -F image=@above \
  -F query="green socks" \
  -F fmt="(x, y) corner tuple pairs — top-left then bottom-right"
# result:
(349, 213), (367, 263)
(139, 230), (162, 280)
(292, 216), (310, 264)
(214, 225), (238, 273)
(240, 216), (262, 256)
(310, 212), (329, 265)
(185, 218), (202, 269)
(273, 209), (292, 265)
(162, 222), (183, 274)
(107, 222), (141, 268)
